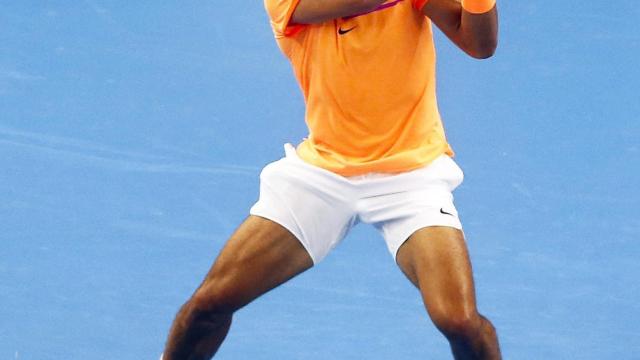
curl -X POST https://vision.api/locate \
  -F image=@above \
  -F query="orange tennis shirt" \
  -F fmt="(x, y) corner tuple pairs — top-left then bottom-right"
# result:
(264, 0), (454, 176)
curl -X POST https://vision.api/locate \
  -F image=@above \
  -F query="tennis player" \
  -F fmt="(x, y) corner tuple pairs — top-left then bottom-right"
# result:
(162, 0), (500, 358)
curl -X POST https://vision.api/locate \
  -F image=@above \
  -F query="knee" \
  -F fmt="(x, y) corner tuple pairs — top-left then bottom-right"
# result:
(186, 276), (243, 323)
(430, 307), (485, 341)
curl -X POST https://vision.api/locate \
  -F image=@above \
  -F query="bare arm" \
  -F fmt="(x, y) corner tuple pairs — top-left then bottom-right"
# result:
(423, 0), (498, 59)
(291, 0), (387, 24)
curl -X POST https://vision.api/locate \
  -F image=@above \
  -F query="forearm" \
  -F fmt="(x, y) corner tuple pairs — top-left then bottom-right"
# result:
(292, 0), (387, 24)
(459, 2), (498, 58)
(424, 0), (498, 59)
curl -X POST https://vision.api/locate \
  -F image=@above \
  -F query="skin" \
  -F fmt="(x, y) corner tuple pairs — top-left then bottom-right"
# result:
(163, 216), (313, 360)
(396, 227), (501, 359)
(162, 1), (500, 359)
(421, 0), (498, 59)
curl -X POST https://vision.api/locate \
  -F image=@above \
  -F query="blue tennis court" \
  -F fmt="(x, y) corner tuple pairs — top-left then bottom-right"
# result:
(1, 1), (638, 359)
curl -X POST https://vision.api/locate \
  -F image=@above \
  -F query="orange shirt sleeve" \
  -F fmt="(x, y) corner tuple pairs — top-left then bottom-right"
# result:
(264, 0), (306, 37)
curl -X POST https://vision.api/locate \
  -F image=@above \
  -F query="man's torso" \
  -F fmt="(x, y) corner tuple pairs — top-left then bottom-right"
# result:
(265, 0), (453, 176)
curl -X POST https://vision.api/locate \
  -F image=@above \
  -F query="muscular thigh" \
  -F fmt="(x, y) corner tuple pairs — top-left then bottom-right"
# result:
(396, 227), (477, 317)
(197, 215), (314, 311)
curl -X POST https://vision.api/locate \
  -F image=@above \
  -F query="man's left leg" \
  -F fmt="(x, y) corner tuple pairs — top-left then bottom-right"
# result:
(395, 226), (501, 360)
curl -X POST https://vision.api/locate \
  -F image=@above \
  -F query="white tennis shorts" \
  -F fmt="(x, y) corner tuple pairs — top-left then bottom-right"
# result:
(250, 144), (464, 264)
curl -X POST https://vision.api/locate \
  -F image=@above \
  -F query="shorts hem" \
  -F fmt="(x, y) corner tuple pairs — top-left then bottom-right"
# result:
(389, 220), (463, 261)
(249, 206), (319, 265)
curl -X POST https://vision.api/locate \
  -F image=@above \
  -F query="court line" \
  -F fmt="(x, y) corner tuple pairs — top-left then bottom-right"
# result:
(0, 126), (259, 176)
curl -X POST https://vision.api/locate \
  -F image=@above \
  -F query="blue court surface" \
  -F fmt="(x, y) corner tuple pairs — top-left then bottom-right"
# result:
(1, 1), (639, 359)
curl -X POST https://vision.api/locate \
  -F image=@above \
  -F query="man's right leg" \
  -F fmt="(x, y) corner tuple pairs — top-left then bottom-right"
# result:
(162, 215), (314, 360)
